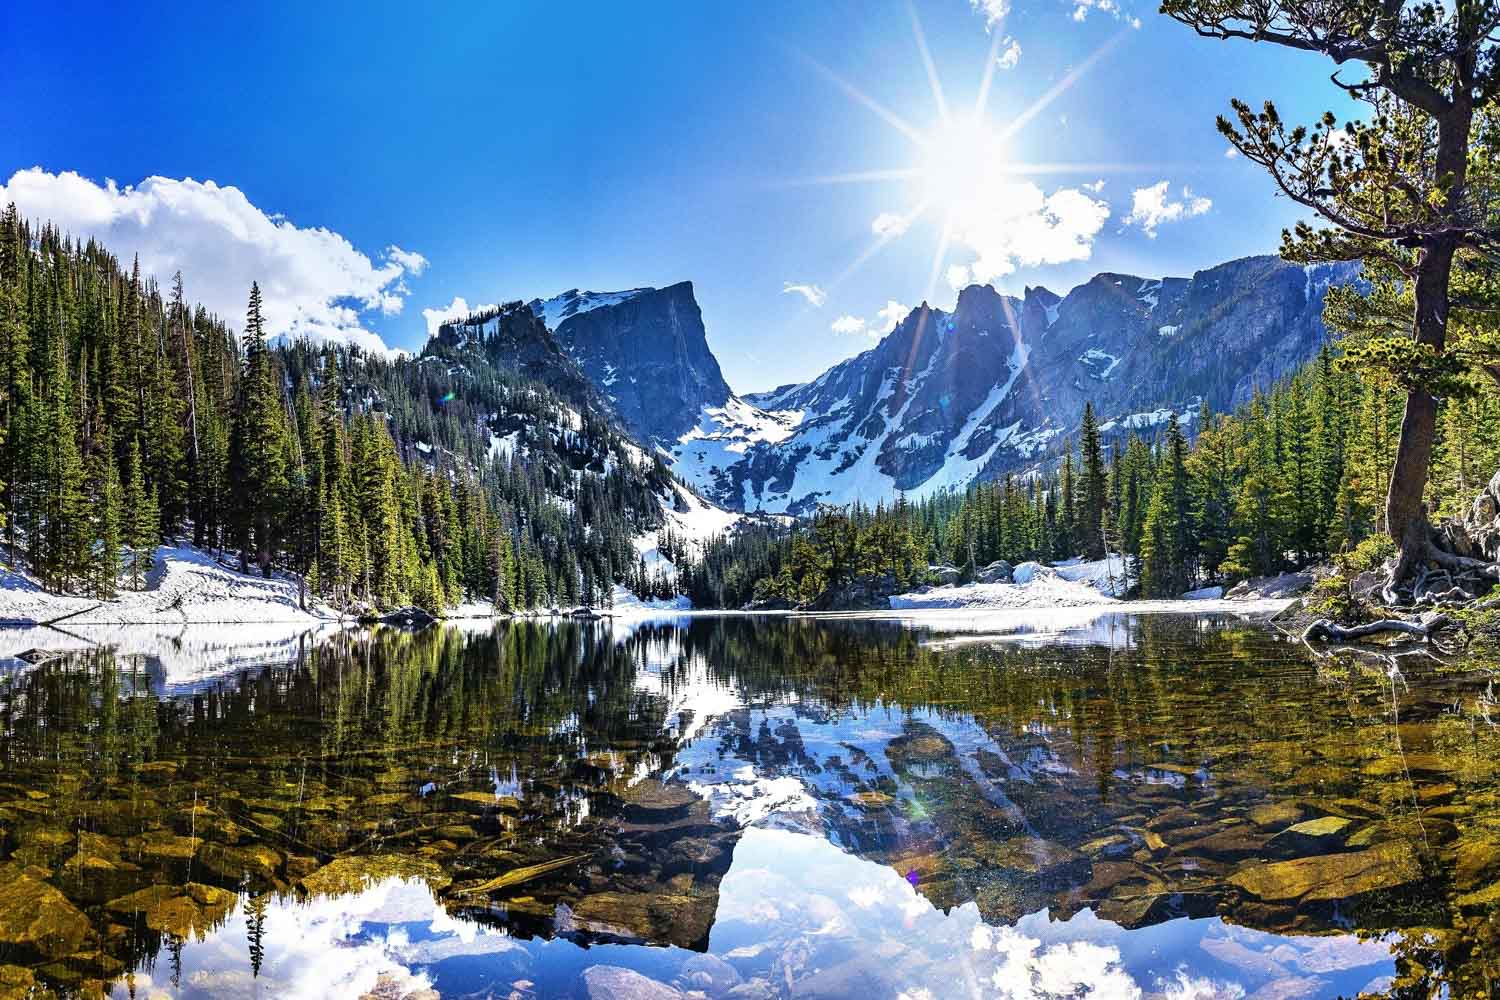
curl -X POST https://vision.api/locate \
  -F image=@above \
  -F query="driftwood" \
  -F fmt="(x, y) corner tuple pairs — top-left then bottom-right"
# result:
(1303, 614), (1454, 643)
(38, 603), (102, 627)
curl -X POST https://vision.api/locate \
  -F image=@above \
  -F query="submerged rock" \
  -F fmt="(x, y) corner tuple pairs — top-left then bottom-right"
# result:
(105, 883), (237, 940)
(1230, 840), (1421, 903)
(0, 870), (91, 959)
(299, 854), (451, 897)
(580, 965), (684, 1000)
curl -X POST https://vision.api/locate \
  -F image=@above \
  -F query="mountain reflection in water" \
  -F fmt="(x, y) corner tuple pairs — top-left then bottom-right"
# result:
(0, 612), (1497, 998)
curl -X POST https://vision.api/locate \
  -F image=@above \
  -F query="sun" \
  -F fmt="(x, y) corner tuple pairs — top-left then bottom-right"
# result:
(919, 117), (1010, 216)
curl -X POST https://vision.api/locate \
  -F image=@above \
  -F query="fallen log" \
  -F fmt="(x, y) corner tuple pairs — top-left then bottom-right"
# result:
(1303, 615), (1453, 643)
(39, 603), (103, 627)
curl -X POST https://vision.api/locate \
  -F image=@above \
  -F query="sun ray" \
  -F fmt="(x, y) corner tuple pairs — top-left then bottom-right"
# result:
(997, 29), (1130, 144)
(973, 28), (1005, 120)
(908, 3), (950, 128)
(828, 199), (933, 289)
(772, 167), (925, 189)
(925, 210), (955, 306)
(795, 48), (928, 147)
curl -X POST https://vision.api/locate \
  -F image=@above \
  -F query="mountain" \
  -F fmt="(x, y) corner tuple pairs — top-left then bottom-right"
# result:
(528, 283), (734, 448)
(661, 255), (1357, 514)
(459, 254), (1357, 517)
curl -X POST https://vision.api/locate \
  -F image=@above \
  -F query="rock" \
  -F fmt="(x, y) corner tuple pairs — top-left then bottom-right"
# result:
(676, 954), (741, 994)
(370, 606), (438, 629)
(928, 564), (961, 586)
(0, 870), (91, 959)
(580, 965), (684, 1000)
(1182, 585), (1224, 600)
(1454, 833), (1500, 889)
(299, 854), (452, 897)
(980, 837), (1090, 889)
(1229, 840), (1421, 903)
(976, 560), (1014, 584)
(1227, 572), (1315, 601)
(1267, 816), (1354, 854)
(1248, 801), (1305, 829)
(105, 883), (237, 940)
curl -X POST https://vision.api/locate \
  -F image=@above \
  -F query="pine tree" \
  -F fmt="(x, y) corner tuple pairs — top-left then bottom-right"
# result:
(1078, 403), (1107, 559)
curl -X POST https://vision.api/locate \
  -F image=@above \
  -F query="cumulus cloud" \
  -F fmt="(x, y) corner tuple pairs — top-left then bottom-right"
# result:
(422, 296), (497, 338)
(945, 181), (1111, 286)
(997, 38), (1022, 69)
(1083, 178), (1106, 193)
(876, 300), (910, 333)
(783, 281), (828, 307)
(0, 167), (423, 356)
(1223, 146), (1239, 159)
(385, 246), (428, 276)
(831, 314), (869, 337)
(871, 212), (911, 238)
(1124, 181), (1212, 238)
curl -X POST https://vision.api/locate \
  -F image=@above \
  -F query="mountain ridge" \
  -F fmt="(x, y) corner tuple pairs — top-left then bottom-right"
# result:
(436, 251), (1359, 515)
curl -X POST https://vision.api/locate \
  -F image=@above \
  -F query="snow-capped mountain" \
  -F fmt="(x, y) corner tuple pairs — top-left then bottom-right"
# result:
(566, 256), (1355, 515)
(529, 283), (734, 449)
(446, 254), (1357, 517)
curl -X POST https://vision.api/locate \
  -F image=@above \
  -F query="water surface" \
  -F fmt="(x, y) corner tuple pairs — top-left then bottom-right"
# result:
(1, 612), (1498, 998)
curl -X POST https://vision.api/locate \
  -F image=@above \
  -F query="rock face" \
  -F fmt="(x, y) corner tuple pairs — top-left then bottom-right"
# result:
(587, 256), (1356, 514)
(1441, 467), (1500, 562)
(535, 283), (734, 449)
(433, 301), (607, 415)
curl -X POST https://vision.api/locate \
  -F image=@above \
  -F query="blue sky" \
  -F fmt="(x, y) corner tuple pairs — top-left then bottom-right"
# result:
(0, 1), (1348, 391)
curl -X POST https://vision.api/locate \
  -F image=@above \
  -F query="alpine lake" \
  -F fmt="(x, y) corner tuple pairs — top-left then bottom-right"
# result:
(2, 611), (1499, 999)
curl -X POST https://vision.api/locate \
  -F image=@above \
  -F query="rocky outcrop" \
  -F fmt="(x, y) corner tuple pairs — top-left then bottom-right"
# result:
(537, 283), (733, 449)
(1440, 468), (1500, 564)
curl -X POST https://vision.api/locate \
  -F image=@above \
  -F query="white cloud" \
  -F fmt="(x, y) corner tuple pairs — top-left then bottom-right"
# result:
(1083, 179), (1106, 193)
(783, 281), (828, 307)
(1068, 0), (1141, 25)
(970, 0), (1011, 29)
(422, 296), (497, 338)
(876, 300), (910, 333)
(997, 38), (1022, 69)
(947, 264), (973, 290)
(945, 181), (1111, 285)
(385, 245), (428, 276)
(1223, 146), (1239, 159)
(1124, 181), (1212, 238)
(0, 168), (423, 356)
(871, 212), (911, 238)
(830, 314), (869, 336)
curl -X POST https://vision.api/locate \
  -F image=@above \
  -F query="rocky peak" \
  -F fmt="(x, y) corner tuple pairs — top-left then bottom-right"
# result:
(539, 281), (732, 449)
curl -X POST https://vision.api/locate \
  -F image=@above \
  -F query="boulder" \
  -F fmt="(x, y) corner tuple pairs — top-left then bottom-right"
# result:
(371, 607), (439, 629)
(928, 564), (961, 586)
(976, 560), (1014, 584)
(1182, 585), (1224, 600)
(1229, 840), (1420, 903)
(580, 965), (684, 1000)
(1226, 572), (1314, 600)
(0, 870), (92, 959)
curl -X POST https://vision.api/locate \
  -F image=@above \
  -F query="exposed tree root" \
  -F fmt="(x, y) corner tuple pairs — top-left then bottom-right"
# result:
(1303, 614), (1454, 643)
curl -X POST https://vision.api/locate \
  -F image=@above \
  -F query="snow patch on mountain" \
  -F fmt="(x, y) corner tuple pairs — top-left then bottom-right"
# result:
(527, 287), (651, 332)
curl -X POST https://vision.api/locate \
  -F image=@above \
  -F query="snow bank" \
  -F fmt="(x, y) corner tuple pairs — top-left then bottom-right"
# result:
(609, 584), (691, 614)
(891, 564), (1116, 610)
(1052, 555), (1132, 597)
(0, 544), (339, 626)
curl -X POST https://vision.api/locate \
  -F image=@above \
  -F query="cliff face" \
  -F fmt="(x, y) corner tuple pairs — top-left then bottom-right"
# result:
(534, 282), (733, 449)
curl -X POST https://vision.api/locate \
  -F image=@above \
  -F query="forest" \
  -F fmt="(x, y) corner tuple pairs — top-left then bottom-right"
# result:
(0, 206), (679, 614)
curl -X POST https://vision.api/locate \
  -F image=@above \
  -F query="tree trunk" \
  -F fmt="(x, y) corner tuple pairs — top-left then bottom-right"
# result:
(1384, 97), (1470, 580)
